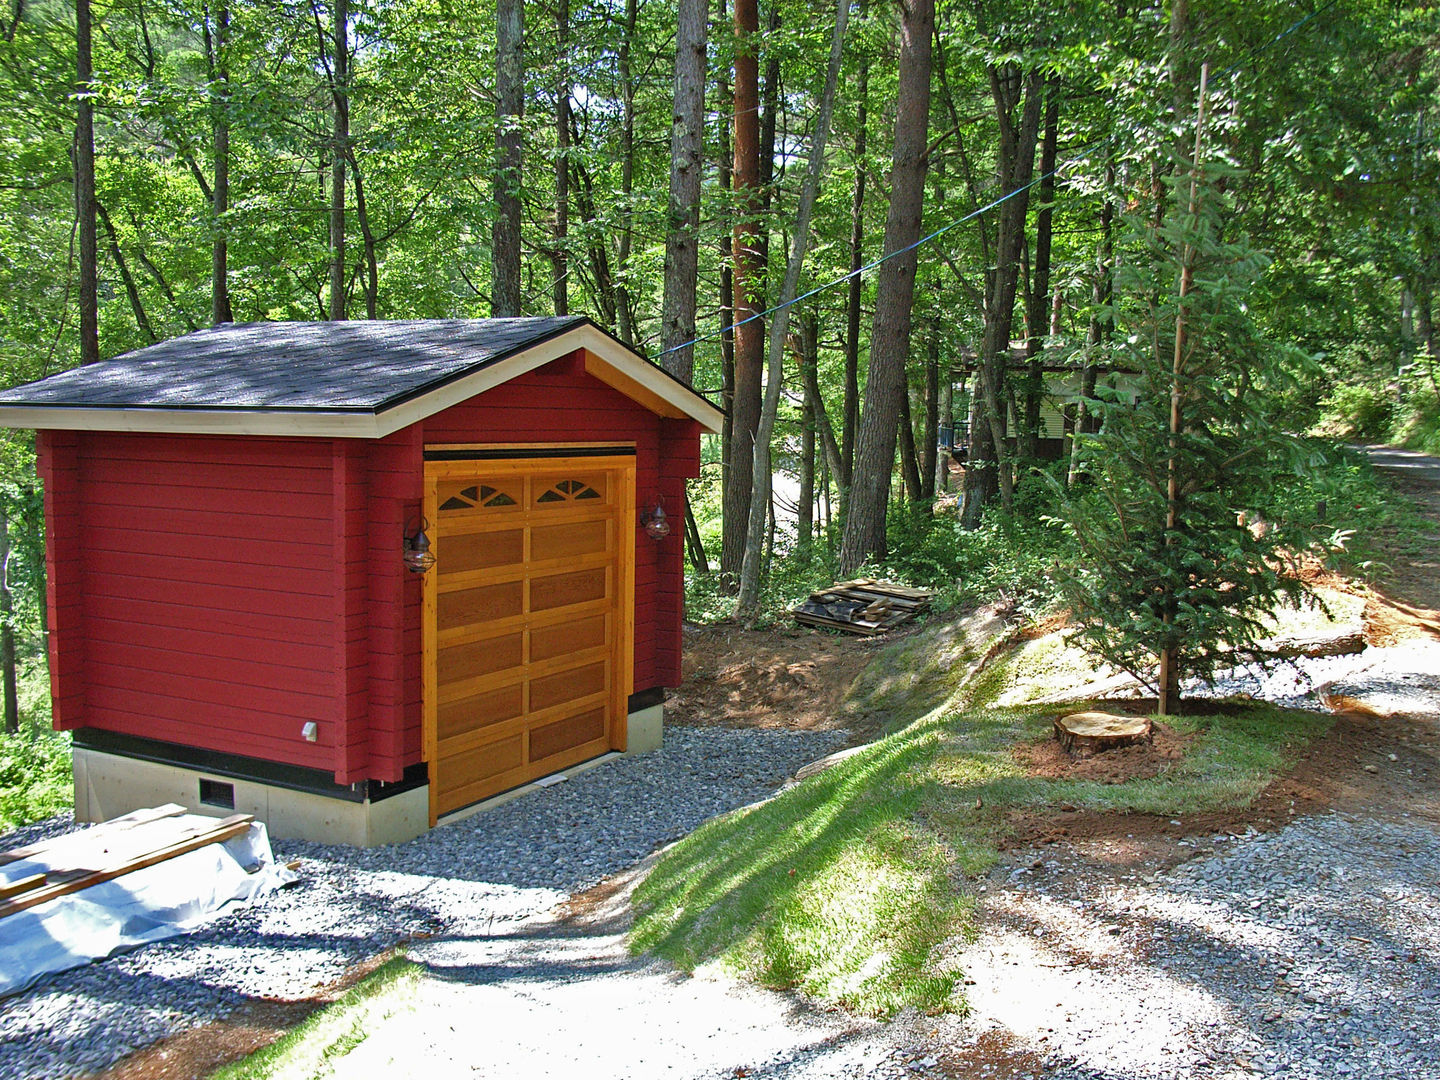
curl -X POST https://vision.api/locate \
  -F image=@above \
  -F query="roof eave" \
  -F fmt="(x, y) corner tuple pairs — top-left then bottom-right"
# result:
(0, 321), (724, 438)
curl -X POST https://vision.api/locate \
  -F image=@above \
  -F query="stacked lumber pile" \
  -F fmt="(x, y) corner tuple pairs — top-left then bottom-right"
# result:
(0, 804), (253, 920)
(793, 579), (934, 636)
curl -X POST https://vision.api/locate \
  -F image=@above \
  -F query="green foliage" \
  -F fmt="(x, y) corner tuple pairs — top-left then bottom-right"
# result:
(1053, 163), (1319, 693)
(0, 662), (70, 834)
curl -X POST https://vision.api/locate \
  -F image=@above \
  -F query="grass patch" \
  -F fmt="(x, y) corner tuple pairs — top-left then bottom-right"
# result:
(630, 613), (1331, 1017)
(208, 955), (420, 1080)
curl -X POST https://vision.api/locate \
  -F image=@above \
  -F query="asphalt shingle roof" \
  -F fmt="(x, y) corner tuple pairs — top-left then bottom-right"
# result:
(0, 317), (592, 412)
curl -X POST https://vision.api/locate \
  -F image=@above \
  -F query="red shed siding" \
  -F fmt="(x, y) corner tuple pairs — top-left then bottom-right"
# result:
(40, 350), (701, 788)
(58, 432), (339, 770)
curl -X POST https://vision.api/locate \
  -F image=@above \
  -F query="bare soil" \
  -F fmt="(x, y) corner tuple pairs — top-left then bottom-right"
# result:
(663, 621), (900, 744)
(1013, 723), (1193, 784)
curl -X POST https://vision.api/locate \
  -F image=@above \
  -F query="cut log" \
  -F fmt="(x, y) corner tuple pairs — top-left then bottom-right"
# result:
(1054, 711), (1153, 757)
(1265, 631), (1367, 659)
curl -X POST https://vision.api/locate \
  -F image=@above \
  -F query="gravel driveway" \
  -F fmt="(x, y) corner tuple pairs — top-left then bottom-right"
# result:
(2, 645), (1436, 1080)
(0, 725), (848, 1080)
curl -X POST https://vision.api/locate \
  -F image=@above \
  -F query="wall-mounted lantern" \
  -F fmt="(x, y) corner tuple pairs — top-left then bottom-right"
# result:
(403, 517), (437, 573)
(642, 499), (671, 540)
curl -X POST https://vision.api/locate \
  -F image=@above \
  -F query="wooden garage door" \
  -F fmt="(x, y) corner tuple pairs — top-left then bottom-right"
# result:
(422, 453), (636, 823)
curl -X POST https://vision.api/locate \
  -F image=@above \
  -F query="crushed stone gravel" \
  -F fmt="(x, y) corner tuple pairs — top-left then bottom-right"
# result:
(0, 725), (848, 1080)
(945, 812), (1440, 1080)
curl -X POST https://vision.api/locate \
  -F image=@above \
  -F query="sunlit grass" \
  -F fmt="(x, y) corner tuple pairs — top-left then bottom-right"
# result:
(630, 684), (1329, 1016)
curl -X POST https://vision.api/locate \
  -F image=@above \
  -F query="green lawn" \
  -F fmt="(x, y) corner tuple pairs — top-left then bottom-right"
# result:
(629, 611), (1332, 1017)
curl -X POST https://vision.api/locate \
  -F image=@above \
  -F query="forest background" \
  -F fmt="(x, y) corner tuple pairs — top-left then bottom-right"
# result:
(0, 0), (1438, 821)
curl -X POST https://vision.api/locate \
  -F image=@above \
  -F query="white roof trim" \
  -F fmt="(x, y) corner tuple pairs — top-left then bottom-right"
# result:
(0, 323), (723, 438)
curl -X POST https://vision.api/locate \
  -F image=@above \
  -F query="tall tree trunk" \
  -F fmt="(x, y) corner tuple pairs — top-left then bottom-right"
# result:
(1069, 166), (1114, 487)
(899, 384), (923, 502)
(0, 505), (14, 736)
(614, 0), (638, 342)
(716, 0), (735, 554)
(96, 202), (156, 343)
(76, 0), (99, 365)
(349, 155), (380, 317)
(838, 0), (933, 573)
(756, 2), (781, 258)
(735, 0), (847, 616)
(328, 0), (348, 321)
(660, 0), (707, 384)
(206, 2), (232, 324)
(1020, 81), (1058, 460)
(492, 0), (524, 316)
(798, 315), (818, 553)
(552, 0), (570, 316)
(723, 0), (763, 583)
(842, 11), (868, 488)
(962, 64), (1041, 527)
(921, 325), (939, 499)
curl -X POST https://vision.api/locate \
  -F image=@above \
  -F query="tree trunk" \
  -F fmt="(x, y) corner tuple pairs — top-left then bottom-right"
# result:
(328, 0), (348, 321)
(963, 63), (1041, 526)
(723, 0), (763, 583)
(1068, 167), (1113, 487)
(735, 0), (848, 617)
(207, 2), (233, 324)
(716, 0), (735, 518)
(76, 0), (99, 365)
(659, 0), (707, 384)
(0, 504), (16, 736)
(799, 366), (816, 557)
(552, 0), (570, 316)
(684, 494), (710, 573)
(349, 155), (380, 317)
(838, 0), (933, 573)
(1021, 81), (1058, 460)
(614, 0), (638, 342)
(492, 0), (524, 316)
(96, 202), (156, 343)
(899, 384), (923, 502)
(842, 18), (868, 487)
(921, 326), (939, 499)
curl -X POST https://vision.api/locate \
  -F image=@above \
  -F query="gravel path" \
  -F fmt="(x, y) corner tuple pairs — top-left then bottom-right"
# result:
(0, 725), (848, 1080)
(951, 812), (1440, 1080)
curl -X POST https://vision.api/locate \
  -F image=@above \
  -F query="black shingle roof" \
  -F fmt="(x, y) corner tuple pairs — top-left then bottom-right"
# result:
(0, 317), (593, 412)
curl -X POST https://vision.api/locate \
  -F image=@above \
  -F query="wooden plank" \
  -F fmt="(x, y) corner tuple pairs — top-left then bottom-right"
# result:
(0, 804), (187, 866)
(0, 873), (46, 900)
(0, 815), (254, 920)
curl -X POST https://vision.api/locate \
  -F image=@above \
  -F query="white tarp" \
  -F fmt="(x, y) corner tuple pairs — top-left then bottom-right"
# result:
(0, 821), (294, 998)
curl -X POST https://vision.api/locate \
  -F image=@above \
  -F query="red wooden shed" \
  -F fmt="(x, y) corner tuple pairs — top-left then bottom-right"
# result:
(0, 318), (722, 845)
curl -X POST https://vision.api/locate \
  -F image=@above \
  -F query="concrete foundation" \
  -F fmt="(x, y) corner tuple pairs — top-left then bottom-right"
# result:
(73, 702), (666, 847)
(72, 748), (429, 847)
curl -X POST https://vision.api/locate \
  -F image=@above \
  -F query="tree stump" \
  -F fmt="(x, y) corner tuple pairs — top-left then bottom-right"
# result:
(1054, 711), (1153, 758)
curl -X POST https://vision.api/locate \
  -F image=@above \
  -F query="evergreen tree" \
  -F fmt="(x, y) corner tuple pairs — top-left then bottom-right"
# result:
(1053, 156), (1315, 710)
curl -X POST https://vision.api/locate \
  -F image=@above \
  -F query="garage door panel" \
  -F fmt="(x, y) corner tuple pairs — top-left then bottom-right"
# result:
(436, 528), (524, 574)
(438, 579), (523, 629)
(531, 567), (607, 612)
(532, 474), (609, 507)
(530, 660), (607, 713)
(530, 519), (608, 562)
(438, 631), (523, 686)
(530, 614), (607, 662)
(438, 682), (524, 741)
(530, 707), (607, 763)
